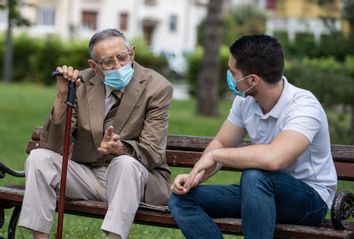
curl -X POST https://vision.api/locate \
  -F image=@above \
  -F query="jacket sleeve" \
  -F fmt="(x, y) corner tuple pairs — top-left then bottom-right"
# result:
(39, 69), (93, 153)
(39, 99), (79, 155)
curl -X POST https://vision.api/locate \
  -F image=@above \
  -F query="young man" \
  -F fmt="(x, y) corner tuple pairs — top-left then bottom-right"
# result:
(19, 28), (173, 239)
(168, 35), (337, 239)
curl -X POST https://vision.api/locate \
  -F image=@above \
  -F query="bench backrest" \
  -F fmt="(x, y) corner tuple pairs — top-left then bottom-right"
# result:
(27, 127), (354, 181)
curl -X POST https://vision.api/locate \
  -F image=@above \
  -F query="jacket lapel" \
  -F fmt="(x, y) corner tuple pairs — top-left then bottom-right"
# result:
(87, 74), (105, 148)
(113, 63), (145, 134)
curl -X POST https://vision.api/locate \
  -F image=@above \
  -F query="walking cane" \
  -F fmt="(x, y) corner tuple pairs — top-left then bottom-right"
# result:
(51, 71), (83, 239)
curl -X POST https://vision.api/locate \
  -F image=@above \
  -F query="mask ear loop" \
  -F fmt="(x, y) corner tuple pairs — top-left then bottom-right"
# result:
(243, 75), (256, 95)
(93, 62), (106, 82)
(247, 75), (254, 86)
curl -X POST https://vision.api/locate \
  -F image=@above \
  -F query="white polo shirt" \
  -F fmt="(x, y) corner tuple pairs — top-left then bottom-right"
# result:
(227, 77), (337, 208)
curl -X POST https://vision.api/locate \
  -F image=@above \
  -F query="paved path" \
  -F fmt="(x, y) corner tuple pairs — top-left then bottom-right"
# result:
(172, 83), (190, 100)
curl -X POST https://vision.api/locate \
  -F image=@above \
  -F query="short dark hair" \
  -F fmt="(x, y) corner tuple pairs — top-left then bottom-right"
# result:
(88, 28), (130, 60)
(229, 35), (284, 84)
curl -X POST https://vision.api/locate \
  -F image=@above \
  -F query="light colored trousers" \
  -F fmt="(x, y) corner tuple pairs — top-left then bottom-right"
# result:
(18, 148), (148, 239)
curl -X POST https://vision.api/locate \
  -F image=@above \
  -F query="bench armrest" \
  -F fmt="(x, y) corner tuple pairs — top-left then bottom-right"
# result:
(0, 163), (25, 178)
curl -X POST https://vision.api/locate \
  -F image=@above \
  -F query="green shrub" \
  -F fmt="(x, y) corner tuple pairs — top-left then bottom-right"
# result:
(11, 34), (42, 83)
(285, 57), (354, 106)
(58, 41), (90, 70)
(273, 30), (291, 53)
(314, 33), (349, 61)
(27, 34), (65, 85)
(344, 55), (354, 76)
(274, 31), (354, 61)
(0, 34), (168, 85)
(285, 57), (354, 143)
(294, 32), (317, 57)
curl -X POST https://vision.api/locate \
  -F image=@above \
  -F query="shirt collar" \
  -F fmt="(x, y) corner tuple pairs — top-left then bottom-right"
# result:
(105, 85), (124, 98)
(255, 76), (291, 120)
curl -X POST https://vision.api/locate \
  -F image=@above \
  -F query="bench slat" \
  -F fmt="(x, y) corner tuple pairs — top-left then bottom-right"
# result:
(166, 150), (200, 166)
(334, 162), (354, 180)
(167, 135), (212, 151)
(331, 145), (354, 162)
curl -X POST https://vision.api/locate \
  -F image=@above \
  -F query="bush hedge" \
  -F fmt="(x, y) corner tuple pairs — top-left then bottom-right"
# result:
(0, 34), (168, 84)
(274, 31), (354, 61)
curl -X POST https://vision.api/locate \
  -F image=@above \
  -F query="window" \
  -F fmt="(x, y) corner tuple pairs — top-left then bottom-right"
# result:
(145, 0), (156, 6)
(82, 11), (97, 30)
(0, 9), (6, 24)
(169, 15), (177, 32)
(266, 0), (277, 10)
(119, 12), (129, 31)
(37, 6), (55, 26)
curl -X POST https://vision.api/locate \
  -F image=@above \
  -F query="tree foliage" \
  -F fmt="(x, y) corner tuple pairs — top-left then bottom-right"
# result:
(197, 3), (266, 47)
(0, 0), (32, 27)
(222, 4), (267, 46)
(342, 0), (354, 33)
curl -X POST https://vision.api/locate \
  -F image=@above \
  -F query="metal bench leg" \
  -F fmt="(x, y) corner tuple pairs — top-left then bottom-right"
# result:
(0, 207), (5, 239)
(7, 205), (21, 239)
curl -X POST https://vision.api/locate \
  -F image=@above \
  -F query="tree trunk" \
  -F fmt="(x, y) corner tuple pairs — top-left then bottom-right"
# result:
(196, 0), (223, 116)
(3, 8), (13, 83)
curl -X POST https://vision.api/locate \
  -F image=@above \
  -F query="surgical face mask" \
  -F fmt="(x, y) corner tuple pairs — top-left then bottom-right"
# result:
(226, 70), (254, 98)
(99, 63), (134, 90)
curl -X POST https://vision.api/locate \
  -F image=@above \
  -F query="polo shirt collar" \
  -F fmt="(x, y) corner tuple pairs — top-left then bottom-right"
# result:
(255, 76), (292, 120)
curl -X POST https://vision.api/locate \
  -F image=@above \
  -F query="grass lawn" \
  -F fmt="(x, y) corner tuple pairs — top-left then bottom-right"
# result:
(0, 82), (239, 239)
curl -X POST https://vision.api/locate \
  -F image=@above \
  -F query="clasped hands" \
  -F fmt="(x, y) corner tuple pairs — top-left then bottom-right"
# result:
(98, 126), (132, 156)
(171, 150), (217, 195)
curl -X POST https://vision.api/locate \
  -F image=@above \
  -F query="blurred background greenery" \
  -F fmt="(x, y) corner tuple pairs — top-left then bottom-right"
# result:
(1, 31), (352, 143)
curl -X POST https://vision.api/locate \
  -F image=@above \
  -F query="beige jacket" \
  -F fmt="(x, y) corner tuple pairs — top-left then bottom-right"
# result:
(40, 62), (173, 205)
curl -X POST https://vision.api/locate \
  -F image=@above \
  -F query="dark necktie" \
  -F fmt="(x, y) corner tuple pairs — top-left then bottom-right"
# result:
(104, 91), (122, 129)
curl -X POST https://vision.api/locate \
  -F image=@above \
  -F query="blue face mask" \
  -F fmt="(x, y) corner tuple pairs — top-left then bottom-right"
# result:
(101, 63), (134, 90)
(226, 70), (253, 98)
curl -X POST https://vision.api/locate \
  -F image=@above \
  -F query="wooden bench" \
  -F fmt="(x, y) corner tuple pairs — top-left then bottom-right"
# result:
(1, 127), (354, 239)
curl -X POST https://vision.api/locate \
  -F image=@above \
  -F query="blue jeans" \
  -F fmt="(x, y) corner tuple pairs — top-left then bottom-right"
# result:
(168, 169), (327, 239)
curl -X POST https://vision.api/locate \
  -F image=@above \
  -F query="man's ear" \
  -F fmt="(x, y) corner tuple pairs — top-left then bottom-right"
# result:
(130, 46), (136, 62)
(248, 74), (259, 86)
(88, 59), (103, 79)
(88, 59), (96, 69)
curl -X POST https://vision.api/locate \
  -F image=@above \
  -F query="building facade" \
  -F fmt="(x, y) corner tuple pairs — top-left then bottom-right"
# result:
(0, 0), (346, 51)
(0, 0), (210, 54)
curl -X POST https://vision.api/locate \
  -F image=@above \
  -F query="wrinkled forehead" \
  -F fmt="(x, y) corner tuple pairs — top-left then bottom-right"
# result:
(92, 37), (129, 60)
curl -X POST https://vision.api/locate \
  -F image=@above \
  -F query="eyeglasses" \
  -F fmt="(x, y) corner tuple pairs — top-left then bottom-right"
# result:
(96, 51), (131, 70)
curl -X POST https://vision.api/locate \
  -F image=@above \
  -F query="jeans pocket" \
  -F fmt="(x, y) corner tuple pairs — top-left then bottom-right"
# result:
(296, 205), (327, 226)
